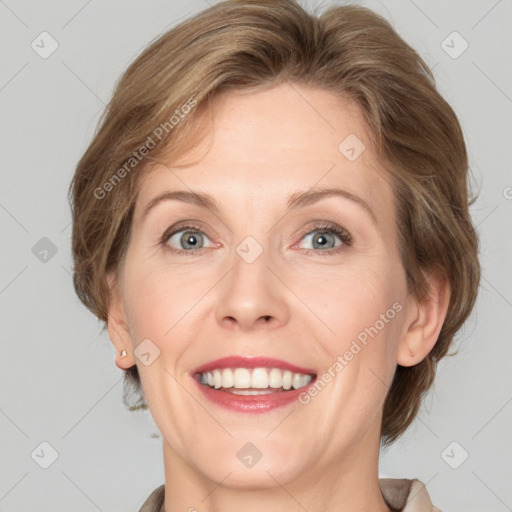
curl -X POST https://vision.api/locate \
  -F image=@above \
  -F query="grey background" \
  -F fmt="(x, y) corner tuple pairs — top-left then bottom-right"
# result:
(0, 0), (511, 511)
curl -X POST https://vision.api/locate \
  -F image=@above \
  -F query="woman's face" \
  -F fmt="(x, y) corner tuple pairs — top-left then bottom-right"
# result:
(110, 84), (412, 488)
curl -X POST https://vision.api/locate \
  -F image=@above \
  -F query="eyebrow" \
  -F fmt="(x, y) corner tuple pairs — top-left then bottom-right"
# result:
(141, 190), (219, 220)
(287, 188), (377, 225)
(141, 187), (377, 225)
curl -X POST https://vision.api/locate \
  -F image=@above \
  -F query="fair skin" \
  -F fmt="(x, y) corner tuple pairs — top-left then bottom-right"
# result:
(108, 84), (450, 512)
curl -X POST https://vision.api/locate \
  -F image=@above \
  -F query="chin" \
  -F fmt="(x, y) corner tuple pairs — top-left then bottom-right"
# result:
(183, 434), (311, 489)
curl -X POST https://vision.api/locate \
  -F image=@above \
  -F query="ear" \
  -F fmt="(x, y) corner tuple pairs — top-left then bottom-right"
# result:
(106, 272), (136, 370)
(397, 270), (451, 366)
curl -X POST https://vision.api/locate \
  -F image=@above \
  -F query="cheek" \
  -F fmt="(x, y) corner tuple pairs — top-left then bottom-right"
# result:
(302, 261), (407, 414)
(121, 256), (215, 349)
(299, 260), (405, 341)
(311, 264), (406, 412)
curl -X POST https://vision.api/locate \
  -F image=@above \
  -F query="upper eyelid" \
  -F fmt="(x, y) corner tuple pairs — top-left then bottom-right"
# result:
(162, 226), (216, 252)
(162, 221), (215, 238)
(164, 222), (346, 236)
(291, 221), (351, 241)
(296, 225), (351, 246)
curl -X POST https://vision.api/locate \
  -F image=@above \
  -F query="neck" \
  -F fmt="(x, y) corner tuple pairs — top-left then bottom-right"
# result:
(161, 420), (390, 512)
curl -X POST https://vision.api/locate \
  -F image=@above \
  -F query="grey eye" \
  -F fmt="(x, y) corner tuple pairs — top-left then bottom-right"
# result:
(167, 230), (213, 250)
(300, 231), (341, 250)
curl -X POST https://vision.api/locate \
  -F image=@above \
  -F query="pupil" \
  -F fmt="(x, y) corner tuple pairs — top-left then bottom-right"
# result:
(182, 231), (201, 249)
(314, 233), (333, 249)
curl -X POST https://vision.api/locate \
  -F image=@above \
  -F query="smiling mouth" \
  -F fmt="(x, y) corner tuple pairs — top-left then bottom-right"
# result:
(195, 367), (316, 395)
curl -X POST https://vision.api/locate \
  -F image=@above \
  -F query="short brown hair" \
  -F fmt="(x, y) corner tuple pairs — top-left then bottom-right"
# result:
(69, 0), (480, 444)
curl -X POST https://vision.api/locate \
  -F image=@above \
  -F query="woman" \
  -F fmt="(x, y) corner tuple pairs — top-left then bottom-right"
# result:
(69, 1), (479, 510)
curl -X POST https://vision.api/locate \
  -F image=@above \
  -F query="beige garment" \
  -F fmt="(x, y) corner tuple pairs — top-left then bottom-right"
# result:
(138, 478), (440, 511)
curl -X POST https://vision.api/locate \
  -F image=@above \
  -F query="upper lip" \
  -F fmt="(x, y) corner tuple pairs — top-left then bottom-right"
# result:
(193, 356), (317, 375)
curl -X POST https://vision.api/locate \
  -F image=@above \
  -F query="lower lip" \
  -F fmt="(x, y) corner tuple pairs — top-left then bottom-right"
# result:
(192, 377), (314, 413)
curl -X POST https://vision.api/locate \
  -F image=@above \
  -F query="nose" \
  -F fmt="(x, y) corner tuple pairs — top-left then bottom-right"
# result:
(215, 249), (290, 332)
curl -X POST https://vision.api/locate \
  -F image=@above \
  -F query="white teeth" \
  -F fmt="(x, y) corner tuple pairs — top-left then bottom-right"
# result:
(251, 368), (269, 388)
(213, 369), (222, 389)
(233, 368), (251, 388)
(199, 367), (313, 391)
(228, 389), (275, 395)
(283, 370), (293, 390)
(221, 368), (234, 388)
(292, 373), (311, 389)
(292, 372), (302, 390)
(268, 368), (283, 388)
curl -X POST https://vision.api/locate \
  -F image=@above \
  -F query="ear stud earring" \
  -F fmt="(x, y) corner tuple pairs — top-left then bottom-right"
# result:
(120, 349), (127, 358)
(410, 351), (415, 358)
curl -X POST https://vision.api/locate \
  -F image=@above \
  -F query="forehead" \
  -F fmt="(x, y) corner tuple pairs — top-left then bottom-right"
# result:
(135, 84), (394, 222)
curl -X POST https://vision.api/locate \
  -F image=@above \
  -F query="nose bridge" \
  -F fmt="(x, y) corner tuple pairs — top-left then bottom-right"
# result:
(214, 233), (289, 330)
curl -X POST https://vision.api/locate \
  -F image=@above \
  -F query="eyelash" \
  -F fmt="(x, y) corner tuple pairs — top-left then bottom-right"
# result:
(160, 223), (206, 255)
(159, 223), (352, 256)
(298, 223), (352, 256)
